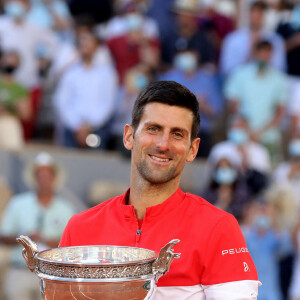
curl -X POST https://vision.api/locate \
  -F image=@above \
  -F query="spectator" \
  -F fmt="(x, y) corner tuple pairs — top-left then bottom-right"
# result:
(111, 64), (153, 155)
(273, 138), (300, 209)
(284, 68), (300, 140)
(208, 115), (271, 195)
(0, 0), (58, 88)
(67, 0), (113, 24)
(0, 152), (74, 300)
(244, 200), (291, 300)
(0, 50), (31, 150)
(105, 0), (160, 83)
(160, 49), (222, 157)
(162, 0), (217, 69)
(220, 0), (286, 77)
(277, 3), (300, 79)
(201, 155), (251, 222)
(54, 30), (118, 149)
(225, 40), (288, 161)
(49, 15), (114, 81)
(25, 0), (72, 40)
(289, 220), (300, 300)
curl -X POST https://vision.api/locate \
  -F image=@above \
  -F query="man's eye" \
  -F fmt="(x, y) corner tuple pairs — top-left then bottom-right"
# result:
(173, 132), (183, 138)
(148, 126), (158, 132)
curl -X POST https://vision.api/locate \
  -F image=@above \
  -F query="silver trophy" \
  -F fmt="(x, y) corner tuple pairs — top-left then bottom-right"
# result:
(17, 235), (180, 299)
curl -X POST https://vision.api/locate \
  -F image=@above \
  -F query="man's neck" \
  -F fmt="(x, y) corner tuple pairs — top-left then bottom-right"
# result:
(128, 175), (180, 219)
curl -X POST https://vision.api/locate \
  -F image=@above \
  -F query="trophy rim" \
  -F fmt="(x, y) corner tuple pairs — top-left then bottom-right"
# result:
(36, 270), (155, 283)
(36, 245), (158, 266)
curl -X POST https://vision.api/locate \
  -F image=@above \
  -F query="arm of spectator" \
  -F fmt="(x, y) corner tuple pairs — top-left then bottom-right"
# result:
(53, 72), (82, 130)
(292, 221), (300, 250)
(290, 114), (299, 139)
(139, 38), (160, 70)
(227, 99), (239, 115)
(15, 97), (32, 121)
(224, 68), (243, 115)
(285, 32), (300, 52)
(251, 104), (285, 140)
(198, 96), (214, 116)
(271, 34), (287, 72)
(42, 0), (71, 31)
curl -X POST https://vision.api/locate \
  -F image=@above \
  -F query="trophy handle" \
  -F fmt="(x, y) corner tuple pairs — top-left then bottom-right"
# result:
(16, 235), (38, 272)
(152, 239), (180, 282)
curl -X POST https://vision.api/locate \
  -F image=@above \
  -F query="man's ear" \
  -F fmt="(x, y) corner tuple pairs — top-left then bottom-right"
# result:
(186, 137), (200, 162)
(123, 124), (134, 150)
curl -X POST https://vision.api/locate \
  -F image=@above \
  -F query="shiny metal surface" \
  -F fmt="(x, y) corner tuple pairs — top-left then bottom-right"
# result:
(17, 236), (180, 299)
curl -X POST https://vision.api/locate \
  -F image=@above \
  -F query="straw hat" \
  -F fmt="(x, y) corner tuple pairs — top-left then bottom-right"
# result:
(172, 0), (201, 15)
(23, 152), (66, 189)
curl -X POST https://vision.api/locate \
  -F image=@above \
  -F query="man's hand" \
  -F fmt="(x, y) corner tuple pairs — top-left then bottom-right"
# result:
(74, 124), (92, 147)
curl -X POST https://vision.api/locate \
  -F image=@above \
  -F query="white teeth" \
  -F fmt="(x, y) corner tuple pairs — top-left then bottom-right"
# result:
(150, 155), (170, 162)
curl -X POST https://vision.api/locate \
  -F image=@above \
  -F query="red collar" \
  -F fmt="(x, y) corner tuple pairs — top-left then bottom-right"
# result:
(119, 188), (186, 220)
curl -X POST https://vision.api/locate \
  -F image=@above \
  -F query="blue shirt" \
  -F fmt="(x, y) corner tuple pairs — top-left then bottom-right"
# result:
(245, 229), (290, 300)
(159, 69), (223, 132)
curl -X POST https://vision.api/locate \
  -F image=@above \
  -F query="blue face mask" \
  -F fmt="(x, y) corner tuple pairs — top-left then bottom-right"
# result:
(134, 74), (149, 90)
(125, 13), (143, 31)
(254, 214), (272, 230)
(214, 167), (237, 185)
(227, 128), (249, 145)
(174, 53), (198, 72)
(5, 1), (26, 19)
(288, 139), (300, 158)
(291, 5), (300, 30)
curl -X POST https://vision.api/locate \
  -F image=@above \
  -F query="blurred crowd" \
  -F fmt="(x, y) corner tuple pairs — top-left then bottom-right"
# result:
(0, 0), (300, 299)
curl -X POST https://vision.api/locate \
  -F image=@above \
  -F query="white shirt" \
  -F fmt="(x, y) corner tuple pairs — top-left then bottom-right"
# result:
(151, 281), (260, 299)
(208, 141), (271, 173)
(101, 15), (159, 41)
(0, 16), (58, 88)
(54, 61), (118, 130)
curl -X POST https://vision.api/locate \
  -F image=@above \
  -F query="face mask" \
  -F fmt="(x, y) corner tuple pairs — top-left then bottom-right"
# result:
(214, 167), (237, 185)
(134, 74), (149, 90)
(2, 64), (17, 74)
(227, 128), (249, 145)
(125, 13), (143, 31)
(174, 53), (198, 72)
(4, 1), (26, 19)
(288, 139), (300, 158)
(291, 5), (300, 30)
(254, 214), (272, 230)
(257, 61), (268, 71)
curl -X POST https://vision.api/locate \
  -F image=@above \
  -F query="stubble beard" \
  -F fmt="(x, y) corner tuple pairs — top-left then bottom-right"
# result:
(136, 157), (179, 185)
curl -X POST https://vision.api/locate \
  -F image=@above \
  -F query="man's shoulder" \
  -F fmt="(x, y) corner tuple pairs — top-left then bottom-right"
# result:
(185, 192), (234, 222)
(68, 195), (123, 224)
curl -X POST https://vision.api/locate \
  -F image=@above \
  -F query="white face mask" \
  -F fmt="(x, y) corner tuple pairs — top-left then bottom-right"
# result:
(5, 1), (27, 19)
(174, 52), (198, 72)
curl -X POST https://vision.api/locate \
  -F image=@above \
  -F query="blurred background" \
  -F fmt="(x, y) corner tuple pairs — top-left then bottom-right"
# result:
(0, 0), (300, 299)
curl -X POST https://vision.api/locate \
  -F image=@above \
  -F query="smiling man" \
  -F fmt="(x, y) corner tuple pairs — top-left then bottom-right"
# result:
(60, 81), (261, 299)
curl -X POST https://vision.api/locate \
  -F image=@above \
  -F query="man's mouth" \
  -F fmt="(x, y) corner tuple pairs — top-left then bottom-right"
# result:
(149, 155), (172, 162)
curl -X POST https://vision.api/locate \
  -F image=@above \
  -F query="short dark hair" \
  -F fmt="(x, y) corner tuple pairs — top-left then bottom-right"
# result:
(131, 81), (200, 140)
(255, 39), (273, 51)
(250, 1), (267, 11)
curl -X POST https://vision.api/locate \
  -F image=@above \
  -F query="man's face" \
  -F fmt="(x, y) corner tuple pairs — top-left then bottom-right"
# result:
(255, 48), (272, 64)
(35, 166), (55, 193)
(124, 103), (200, 185)
(249, 7), (264, 30)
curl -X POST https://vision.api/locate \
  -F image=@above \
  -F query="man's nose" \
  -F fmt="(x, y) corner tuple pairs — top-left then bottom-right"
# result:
(156, 132), (170, 151)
